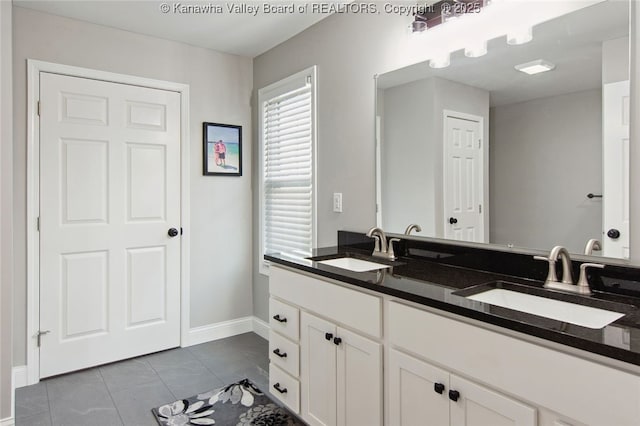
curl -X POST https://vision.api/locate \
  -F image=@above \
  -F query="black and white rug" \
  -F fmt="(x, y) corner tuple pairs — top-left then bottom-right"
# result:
(152, 378), (305, 425)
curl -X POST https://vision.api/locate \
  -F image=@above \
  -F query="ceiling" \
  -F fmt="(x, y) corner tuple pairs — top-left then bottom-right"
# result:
(377, 1), (630, 106)
(13, 0), (343, 57)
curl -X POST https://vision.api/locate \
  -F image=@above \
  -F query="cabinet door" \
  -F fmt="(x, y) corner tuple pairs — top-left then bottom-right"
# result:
(450, 374), (536, 426)
(388, 349), (449, 426)
(301, 312), (337, 426)
(336, 327), (382, 426)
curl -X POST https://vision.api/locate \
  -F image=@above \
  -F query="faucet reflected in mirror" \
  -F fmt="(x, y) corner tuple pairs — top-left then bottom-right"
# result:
(404, 224), (422, 235)
(375, 0), (631, 260)
(584, 239), (602, 256)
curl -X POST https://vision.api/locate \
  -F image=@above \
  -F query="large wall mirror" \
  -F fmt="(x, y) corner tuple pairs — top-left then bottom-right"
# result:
(376, 0), (631, 260)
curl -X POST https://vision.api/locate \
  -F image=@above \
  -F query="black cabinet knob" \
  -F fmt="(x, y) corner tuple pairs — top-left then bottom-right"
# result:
(607, 228), (621, 239)
(273, 383), (288, 394)
(168, 228), (179, 237)
(272, 314), (287, 323)
(434, 383), (445, 394)
(333, 337), (342, 346)
(449, 217), (458, 225)
(272, 348), (287, 358)
(325, 333), (333, 341)
(449, 390), (460, 402)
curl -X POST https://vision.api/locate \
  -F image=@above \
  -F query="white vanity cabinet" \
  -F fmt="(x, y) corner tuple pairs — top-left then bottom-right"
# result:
(269, 265), (383, 426)
(388, 348), (536, 426)
(301, 311), (382, 426)
(269, 264), (640, 426)
(388, 300), (640, 426)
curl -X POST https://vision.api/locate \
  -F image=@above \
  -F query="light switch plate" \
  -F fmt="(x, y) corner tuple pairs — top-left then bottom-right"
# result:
(333, 193), (343, 213)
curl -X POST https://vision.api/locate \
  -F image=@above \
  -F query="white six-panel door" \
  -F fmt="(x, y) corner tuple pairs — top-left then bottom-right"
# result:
(39, 72), (181, 378)
(443, 112), (485, 243)
(602, 80), (630, 259)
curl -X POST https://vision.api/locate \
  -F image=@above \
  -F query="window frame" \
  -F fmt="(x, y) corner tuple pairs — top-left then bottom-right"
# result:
(258, 66), (318, 276)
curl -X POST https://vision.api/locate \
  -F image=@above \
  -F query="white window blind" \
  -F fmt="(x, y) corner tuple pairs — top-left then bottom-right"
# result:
(259, 67), (316, 273)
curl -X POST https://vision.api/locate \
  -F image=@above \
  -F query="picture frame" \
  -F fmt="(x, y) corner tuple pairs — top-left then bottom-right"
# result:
(203, 122), (242, 176)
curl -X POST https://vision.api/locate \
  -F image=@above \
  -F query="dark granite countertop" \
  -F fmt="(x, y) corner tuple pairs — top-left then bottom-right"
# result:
(266, 244), (640, 367)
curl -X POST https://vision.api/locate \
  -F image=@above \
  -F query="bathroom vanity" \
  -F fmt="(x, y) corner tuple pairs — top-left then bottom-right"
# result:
(265, 233), (640, 426)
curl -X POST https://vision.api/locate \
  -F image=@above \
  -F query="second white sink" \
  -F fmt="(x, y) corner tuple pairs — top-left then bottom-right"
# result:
(466, 288), (625, 329)
(317, 257), (390, 272)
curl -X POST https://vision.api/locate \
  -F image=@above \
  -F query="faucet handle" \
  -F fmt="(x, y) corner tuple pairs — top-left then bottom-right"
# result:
(388, 238), (401, 261)
(533, 255), (559, 284)
(576, 263), (605, 295)
(370, 234), (381, 253)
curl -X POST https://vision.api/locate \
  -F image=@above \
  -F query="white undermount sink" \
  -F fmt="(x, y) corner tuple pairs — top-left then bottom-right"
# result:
(316, 257), (390, 272)
(466, 288), (625, 329)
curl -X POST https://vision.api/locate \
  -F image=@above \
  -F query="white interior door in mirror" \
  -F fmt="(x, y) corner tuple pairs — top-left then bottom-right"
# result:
(39, 72), (181, 378)
(603, 80), (630, 259)
(444, 111), (485, 243)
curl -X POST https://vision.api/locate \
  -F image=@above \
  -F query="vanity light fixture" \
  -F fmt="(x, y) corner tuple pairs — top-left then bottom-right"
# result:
(506, 26), (533, 45)
(514, 59), (556, 75)
(410, 0), (489, 33)
(429, 53), (451, 69)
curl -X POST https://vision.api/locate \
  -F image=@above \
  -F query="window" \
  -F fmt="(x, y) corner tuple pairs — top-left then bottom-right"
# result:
(258, 66), (317, 274)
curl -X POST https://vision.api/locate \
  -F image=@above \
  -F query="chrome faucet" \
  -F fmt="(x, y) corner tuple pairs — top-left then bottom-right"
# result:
(584, 239), (602, 256)
(534, 245), (605, 295)
(404, 224), (422, 235)
(367, 227), (400, 261)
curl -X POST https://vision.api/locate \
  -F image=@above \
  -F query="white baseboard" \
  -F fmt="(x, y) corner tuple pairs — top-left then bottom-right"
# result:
(186, 316), (271, 347)
(12, 365), (28, 389)
(252, 316), (270, 340)
(0, 416), (15, 426)
(186, 316), (255, 346)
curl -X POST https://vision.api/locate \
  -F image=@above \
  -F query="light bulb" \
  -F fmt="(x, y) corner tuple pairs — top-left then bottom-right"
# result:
(429, 53), (451, 69)
(507, 26), (533, 45)
(464, 41), (488, 58)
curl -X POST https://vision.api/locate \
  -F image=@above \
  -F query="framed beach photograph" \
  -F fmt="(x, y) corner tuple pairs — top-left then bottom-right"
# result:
(203, 122), (242, 176)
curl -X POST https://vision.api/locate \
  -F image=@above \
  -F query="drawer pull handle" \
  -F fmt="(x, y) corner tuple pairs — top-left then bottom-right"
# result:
(434, 383), (445, 394)
(273, 383), (288, 394)
(272, 348), (287, 358)
(325, 333), (333, 341)
(449, 390), (460, 402)
(272, 314), (287, 323)
(333, 337), (342, 346)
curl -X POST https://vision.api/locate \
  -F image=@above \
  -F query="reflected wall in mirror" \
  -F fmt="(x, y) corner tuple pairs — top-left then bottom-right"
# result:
(376, 0), (630, 259)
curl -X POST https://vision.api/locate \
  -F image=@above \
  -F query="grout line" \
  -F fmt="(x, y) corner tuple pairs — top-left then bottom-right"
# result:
(145, 355), (180, 401)
(96, 368), (126, 426)
(44, 380), (54, 426)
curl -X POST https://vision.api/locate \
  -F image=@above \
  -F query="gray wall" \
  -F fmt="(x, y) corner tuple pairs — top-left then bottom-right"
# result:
(1, 0), (14, 421)
(12, 7), (254, 366)
(380, 77), (490, 237)
(603, 36), (630, 84)
(252, 11), (411, 322)
(381, 78), (437, 235)
(490, 89), (603, 253)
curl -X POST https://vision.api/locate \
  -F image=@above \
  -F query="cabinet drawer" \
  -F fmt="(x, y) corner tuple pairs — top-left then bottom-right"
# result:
(269, 297), (299, 341)
(270, 265), (382, 338)
(269, 364), (300, 414)
(269, 330), (299, 377)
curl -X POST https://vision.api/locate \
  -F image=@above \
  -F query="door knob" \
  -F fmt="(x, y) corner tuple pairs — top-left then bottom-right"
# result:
(168, 228), (179, 237)
(449, 390), (460, 402)
(434, 383), (445, 394)
(607, 229), (621, 239)
(449, 217), (458, 225)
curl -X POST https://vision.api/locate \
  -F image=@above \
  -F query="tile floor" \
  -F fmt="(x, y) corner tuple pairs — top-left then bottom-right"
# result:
(15, 332), (269, 426)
